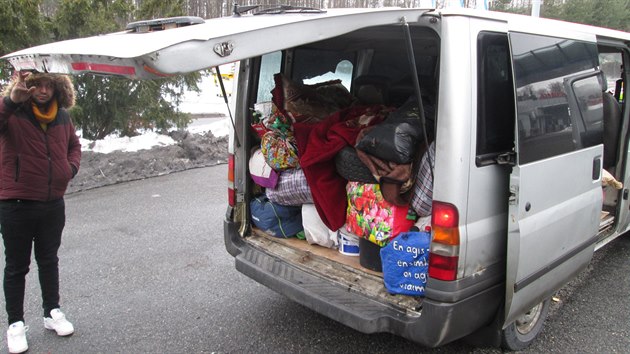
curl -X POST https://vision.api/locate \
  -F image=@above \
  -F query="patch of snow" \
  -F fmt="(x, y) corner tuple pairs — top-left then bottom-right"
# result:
(79, 118), (229, 153)
(80, 131), (176, 154)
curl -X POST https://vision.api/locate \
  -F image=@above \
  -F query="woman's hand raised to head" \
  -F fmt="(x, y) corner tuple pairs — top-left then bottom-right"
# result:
(9, 71), (36, 104)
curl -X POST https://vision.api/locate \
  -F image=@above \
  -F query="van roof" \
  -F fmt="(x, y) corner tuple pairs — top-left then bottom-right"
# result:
(3, 7), (628, 79)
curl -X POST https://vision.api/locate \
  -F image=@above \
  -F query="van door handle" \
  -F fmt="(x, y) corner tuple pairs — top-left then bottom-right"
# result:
(592, 157), (601, 180)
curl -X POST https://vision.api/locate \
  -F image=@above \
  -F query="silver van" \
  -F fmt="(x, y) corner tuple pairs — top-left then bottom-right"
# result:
(4, 6), (628, 350)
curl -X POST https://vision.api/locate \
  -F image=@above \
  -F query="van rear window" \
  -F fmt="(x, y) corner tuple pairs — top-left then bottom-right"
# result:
(256, 51), (282, 102)
(292, 48), (354, 89)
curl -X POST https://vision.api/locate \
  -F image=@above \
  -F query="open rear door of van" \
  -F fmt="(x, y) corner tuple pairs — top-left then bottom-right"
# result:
(504, 26), (603, 326)
(2, 8), (429, 79)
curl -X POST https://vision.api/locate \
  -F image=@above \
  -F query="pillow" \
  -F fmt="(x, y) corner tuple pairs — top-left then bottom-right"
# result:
(313, 80), (356, 109)
(271, 73), (353, 123)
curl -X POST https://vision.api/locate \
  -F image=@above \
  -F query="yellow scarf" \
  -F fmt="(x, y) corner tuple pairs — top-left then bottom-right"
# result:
(32, 100), (58, 131)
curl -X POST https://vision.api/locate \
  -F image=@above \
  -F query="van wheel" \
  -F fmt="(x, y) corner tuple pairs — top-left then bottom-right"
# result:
(501, 299), (550, 351)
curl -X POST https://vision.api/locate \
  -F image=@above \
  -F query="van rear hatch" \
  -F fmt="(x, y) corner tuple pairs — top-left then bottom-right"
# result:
(2, 8), (431, 79)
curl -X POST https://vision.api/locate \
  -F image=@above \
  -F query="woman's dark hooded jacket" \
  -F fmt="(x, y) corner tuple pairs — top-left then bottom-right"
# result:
(0, 73), (81, 201)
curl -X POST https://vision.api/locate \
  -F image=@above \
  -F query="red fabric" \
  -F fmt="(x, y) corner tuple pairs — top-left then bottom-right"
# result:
(293, 105), (388, 230)
(271, 74), (286, 115)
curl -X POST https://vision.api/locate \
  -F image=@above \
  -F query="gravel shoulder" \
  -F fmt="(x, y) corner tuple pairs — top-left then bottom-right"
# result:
(67, 130), (228, 194)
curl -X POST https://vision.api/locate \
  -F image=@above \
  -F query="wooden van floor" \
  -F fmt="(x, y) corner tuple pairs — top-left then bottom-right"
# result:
(247, 228), (423, 313)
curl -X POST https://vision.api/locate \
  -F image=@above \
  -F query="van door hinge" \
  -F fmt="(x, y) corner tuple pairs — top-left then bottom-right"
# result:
(214, 41), (234, 57)
(496, 151), (516, 165)
(509, 185), (518, 205)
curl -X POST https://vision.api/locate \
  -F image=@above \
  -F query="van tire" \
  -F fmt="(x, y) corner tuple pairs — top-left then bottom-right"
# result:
(335, 147), (378, 183)
(501, 299), (550, 351)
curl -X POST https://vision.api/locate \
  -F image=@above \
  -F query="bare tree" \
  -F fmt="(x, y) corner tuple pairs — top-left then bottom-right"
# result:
(40, 0), (59, 17)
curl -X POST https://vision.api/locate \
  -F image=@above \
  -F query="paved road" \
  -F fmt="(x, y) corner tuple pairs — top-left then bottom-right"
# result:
(1, 165), (628, 353)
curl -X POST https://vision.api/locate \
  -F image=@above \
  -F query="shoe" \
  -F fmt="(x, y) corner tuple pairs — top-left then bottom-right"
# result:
(43, 309), (74, 336)
(6, 321), (28, 354)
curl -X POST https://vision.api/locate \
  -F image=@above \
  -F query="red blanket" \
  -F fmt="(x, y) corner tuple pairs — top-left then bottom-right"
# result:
(293, 105), (389, 230)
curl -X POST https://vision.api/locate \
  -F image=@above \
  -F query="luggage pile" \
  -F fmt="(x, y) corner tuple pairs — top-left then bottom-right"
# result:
(249, 73), (434, 294)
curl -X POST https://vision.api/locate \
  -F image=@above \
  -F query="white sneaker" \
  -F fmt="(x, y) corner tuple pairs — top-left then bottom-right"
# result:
(43, 309), (74, 336)
(6, 321), (28, 354)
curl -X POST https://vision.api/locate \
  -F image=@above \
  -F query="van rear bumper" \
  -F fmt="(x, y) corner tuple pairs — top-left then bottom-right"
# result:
(224, 219), (503, 347)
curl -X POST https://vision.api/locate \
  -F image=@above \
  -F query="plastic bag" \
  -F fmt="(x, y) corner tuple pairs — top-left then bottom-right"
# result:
(261, 130), (300, 171)
(355, 96), (432, 164)
(345, 182), (414, 246)
(355, 118), (423, 164)
(302, 204), (337, 248)
(267, 168), (313, 206)
(380, 231), (431, 296)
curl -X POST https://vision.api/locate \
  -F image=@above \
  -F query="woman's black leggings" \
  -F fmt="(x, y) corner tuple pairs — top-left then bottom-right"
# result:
(0, 198), (65, 325)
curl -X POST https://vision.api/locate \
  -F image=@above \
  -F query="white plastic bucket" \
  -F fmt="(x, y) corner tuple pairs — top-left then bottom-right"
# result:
(338, 231), (360, 256)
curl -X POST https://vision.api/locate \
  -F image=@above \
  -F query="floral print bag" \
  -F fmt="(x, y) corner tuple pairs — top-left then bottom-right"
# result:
(345, 181), (415, 246)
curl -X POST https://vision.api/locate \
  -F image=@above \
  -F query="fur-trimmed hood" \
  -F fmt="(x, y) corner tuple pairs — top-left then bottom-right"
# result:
(3, 72), (75, 109)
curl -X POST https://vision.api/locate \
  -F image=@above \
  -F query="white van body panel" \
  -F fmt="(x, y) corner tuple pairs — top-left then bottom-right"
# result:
(463, 17), (511, 277)
(505, 148), (602, 325)
(434, 16), (475, 278)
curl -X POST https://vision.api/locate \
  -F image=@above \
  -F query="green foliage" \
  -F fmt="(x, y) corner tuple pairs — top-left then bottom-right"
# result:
(54, 0), (132, 39)
(72, 76), (193, 140)
(50, 0), (200, 139)
(542, 0), (630, 31)
(492, 0), (630, 31)
(136, 0), (186, 19)
(489, 0), (529, 14)
(0, 0), (50, 79)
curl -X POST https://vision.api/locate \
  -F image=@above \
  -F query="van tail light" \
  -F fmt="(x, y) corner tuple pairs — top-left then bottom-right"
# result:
(428, 254), (459, 281)
(429, 201), (460, 281)
(227, 154), (236, 207)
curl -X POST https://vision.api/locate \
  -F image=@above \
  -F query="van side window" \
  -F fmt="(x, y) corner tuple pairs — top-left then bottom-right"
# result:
(476, 32), (515, 166)
(568, 73), (604, 149)
(510, 33), (600, 164)
(600, 52), (624, 98)
(256, 51), (282, 102)
(598, 49), (625, 169)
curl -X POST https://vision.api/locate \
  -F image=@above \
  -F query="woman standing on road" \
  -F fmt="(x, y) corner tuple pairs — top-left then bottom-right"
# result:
(0, 71), (81, 353)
